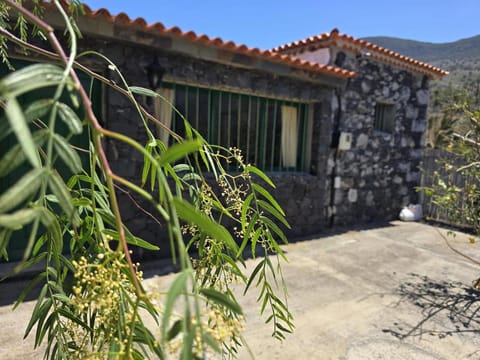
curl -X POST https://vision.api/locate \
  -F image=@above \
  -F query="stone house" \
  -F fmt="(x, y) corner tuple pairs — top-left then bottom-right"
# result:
(3, 3), (447, 258)
(273, 29), (448, 225)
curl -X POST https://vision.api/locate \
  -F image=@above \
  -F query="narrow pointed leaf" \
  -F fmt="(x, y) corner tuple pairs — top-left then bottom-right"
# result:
(238, 212), (258, 258)
(260, 215), (288, 245)
(157, 140), (203, 167)
(244, 259), (264, 295)
(0, 64), (67, 98)
(48, 171), (76, 222)
(0, 99), (53, 142)
(0, 168), (45, 213)
(161, 271), (187, 344)
(200, 287), (243, 315)
(39, 209), (63, 254)
(24, 298), (52, 339)
(257, 200), (290, 228)
(13, 271), (47, 309)
(252, 183), (285, 216)
(173, 198), (239, 253)
(167, 320), (182, 341)
(0, 129), (48, 177)
(53, 134), (82, 173)
(129, 86), (158, 97)
(57, 102), (83, 134)
(246, 165), (275, 188)
(101, 229), (159, 250)
(0, 208), (40, 229)
(4, 97), (40, 168)
(141, 146), (152, 186)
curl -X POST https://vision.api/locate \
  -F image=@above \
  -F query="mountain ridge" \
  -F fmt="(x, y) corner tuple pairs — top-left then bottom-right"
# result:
(362, 34), (480, 65)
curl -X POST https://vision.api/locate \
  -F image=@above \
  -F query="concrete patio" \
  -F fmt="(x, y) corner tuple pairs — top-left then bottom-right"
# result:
(1, 221), (480, 359)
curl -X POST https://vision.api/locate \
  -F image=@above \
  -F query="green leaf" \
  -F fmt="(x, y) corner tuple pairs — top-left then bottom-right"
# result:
(0, 208), (40, 229)
(244, 259), (264, 295)
(219, 253), (246, 281)
(238, 212), (258, 258)
(260, 215), (288, 245)
(57, 102), (83, 134)
(24, 298), (52, 339)
(158, 140), (203, 167)
(250, 227), (263, 258)
(0, 168), (45, 213)
(35, 311), (56, 348)
(161, 271), (187, 344)
(48, 171), (77, 223)
(241, 193), (254, 231)
(246, 165), (275, 188)
(252, 183), (285, 216)
(39, 209), (63, 254)
(181, 325), (195, 360)
(0, 64), (68, 98)
(173, 198), (239, 254)
(167, 319), (182, 341)
(13, 271), (47, 310)
(141, 145), (153, 187)
(101, 229), (160, 251)
(173, 164), (194, 173)
(0, 228), (12, 261)
(276, 322), (294, 334)
(200, 288), (243, 315)
(129, 86), (158, 97)
(0, 129), (48, 177)
(202, 331), (221, 353)
(0, 99), (53, 142)
(11, 251), (47, 277)
(4, 96), (41, 168)
(56, 308), (91, 331)
(257, 200), (290, 228)
(53, 134), (82, 173)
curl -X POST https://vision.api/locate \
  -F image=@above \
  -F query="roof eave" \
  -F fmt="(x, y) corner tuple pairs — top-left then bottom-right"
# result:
(33, 2), (354, 86)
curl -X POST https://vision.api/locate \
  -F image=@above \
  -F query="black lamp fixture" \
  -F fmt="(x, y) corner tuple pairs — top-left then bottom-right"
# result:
(145, 56), (165, 90)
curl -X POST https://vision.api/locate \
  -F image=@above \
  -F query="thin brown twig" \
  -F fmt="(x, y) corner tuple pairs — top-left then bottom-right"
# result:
(113, 183), (163, 226)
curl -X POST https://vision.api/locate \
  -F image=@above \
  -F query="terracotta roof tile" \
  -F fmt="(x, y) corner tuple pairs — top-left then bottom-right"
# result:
(34, 1), (354, 80)
(273, 28), (448, 79)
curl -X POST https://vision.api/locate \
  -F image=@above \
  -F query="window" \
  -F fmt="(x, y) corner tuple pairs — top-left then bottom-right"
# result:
(374, 102), (396, 132)
(155, 83), (310, 172)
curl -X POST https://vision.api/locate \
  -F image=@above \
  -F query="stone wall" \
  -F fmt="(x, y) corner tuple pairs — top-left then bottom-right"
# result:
(327, 49), (428, 225)
(76, 36), (337, 253)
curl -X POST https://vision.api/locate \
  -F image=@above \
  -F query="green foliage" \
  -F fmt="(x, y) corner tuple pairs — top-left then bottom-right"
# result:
(0, 1), (293, 359)
(427, 78), (480, 148)
(424, 110), (480, 236)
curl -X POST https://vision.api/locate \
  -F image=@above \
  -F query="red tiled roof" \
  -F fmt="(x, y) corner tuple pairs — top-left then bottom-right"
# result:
(273, 28), (448, 79)
(38, 2), (355, 79)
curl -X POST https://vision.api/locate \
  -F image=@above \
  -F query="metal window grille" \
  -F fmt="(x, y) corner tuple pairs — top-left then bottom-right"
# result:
(167, 83), (309, 172)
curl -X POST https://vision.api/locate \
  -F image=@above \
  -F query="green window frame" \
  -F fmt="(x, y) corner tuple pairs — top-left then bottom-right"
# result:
(163, 83), (310, 172)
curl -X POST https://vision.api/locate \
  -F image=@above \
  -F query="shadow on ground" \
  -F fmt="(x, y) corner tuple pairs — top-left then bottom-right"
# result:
(383, 273), (480, 339)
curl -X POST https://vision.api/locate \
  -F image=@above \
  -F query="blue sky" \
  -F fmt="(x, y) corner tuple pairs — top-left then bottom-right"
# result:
(83, 1), (478, 49)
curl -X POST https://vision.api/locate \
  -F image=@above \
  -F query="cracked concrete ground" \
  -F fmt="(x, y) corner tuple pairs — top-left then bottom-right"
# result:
(1, 221), (480, 359)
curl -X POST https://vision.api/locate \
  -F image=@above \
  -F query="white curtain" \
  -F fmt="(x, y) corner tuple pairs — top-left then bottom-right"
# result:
(281, 105), (298, 168)
(153, 88), (175, 146)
